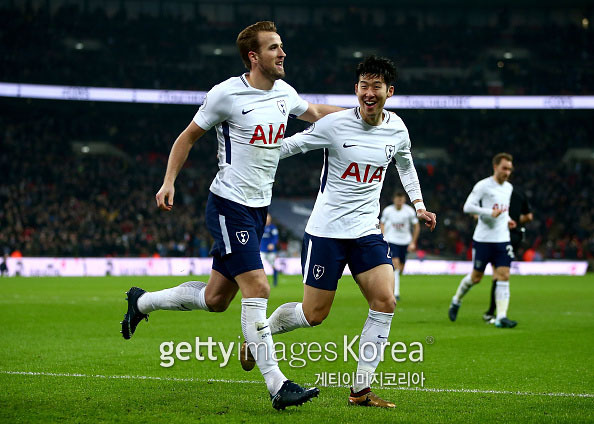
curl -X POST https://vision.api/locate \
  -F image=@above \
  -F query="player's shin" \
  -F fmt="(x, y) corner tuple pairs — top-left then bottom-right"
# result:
(453, 274), (473, 304)
(268, 302), (311, 335)
(487, 279), (498, 315)
(353, 309), (393, 393)
(137, 281), (208, 313)
(241, 298), (286, 395)
(495, 281), (510, 319)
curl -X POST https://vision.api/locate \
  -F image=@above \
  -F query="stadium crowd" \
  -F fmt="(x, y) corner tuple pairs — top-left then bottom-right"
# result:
(1, 100), (592, 264)
(1, 2), (593, 95)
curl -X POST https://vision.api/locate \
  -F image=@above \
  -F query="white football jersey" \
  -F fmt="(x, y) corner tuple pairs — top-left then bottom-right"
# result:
(281, 108), (423, 239)
(193, 74), (308, 207)
(463, 176), (513, 242)
(380, 204), (418, 245)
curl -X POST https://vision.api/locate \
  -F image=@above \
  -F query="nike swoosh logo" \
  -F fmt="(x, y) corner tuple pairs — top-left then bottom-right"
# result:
(377, 335), (387, 339)
(343, 143), (357, 148)
(257, 325), (269, 331)
(242, 109), (255, 115)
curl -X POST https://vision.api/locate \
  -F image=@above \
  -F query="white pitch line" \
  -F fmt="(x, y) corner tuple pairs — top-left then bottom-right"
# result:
(1, 370), (592, 399)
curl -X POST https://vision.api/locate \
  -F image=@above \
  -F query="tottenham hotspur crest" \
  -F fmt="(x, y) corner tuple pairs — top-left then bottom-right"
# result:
(277, 100), (287, 116)
(313, 264), (325, 280)
(385, 145), (396, 161)
(236, 231), (249, 245)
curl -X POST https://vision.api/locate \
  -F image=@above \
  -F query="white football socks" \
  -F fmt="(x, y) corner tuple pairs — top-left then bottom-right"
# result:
(495, 281), (510, 320)
(353, 309), (393, 393)
(453, 274), (473, 305)
(268, 302), (311, 335)
(137, 281), (208, 314)
(241, 298), (286, 395)
(394, 270), (400, 298)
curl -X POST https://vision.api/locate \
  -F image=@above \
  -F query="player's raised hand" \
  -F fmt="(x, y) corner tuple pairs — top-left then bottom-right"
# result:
(156, 183), (175, 211)
(417, 210), (437, 232)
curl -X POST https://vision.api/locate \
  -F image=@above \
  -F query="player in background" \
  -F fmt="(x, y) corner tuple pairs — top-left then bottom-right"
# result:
(260, 213), (280, 287)
(483, 188), (533, 323)
(380, 191), (420, 300)
(448, 152), (518, 329)
(241, 56), (436, 408)
(120, 21), (342, 410)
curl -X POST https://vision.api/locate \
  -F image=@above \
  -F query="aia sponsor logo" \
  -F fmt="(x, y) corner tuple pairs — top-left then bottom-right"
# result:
(340, 163), (384, 183)
(249, 124), (285, 144)
(492, 203), (509, 212)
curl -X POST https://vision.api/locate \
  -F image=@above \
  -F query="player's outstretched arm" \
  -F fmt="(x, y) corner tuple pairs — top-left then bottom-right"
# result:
(280, 117), (334, 159)
(297, 102), (344, 123)
(156, 121), (206, 211)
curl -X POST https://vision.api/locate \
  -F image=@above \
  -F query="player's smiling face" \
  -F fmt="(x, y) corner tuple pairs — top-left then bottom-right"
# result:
(252, 31), (286, 81)
(355, 74), (394, 125)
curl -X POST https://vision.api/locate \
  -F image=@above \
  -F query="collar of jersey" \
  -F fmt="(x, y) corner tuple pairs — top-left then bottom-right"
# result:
(240, 73), (277, 92)
(355, 107), (390, 127)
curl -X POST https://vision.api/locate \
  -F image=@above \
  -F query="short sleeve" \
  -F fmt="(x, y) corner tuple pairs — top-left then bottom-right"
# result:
(193, 84), (233, 131)
(285, 83), (309, 117)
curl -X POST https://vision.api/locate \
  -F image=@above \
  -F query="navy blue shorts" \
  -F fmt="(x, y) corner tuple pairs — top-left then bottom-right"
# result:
(472, 240), (514, 272)
(301, 233), (393, 291)
(205, 192), (267, 279)
(388, 243), (408, 264)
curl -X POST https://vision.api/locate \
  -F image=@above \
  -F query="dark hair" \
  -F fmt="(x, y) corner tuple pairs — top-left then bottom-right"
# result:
(236, 21), (278, 71)
(492, 152), (513, 166)
(394, 190), (406, 198)
(356, 56), (397, 87)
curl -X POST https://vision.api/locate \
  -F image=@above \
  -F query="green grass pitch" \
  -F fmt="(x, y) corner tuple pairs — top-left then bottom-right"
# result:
(0, 274), (592, 423)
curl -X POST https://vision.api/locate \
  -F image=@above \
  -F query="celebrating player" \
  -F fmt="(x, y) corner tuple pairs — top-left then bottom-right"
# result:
(380, 191), (420, 300)
(241, 56), (436, 408)
(448, 153), (518, 328)
(120, 21), (342, 410)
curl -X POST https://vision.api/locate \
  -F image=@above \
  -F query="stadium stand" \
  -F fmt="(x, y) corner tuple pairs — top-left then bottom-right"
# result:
(1, 2), (593, 94)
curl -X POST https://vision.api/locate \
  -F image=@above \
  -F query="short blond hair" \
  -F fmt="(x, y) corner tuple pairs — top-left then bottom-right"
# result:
(236, 21), (278, 71)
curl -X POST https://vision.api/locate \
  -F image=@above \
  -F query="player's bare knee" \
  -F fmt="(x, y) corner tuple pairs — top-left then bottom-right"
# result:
(307, 317), (324, 327)
(205, 292), (231, 312)
(371, 295), (396, 314)
(249, 281), (270, 299)
(304, 309), (328, 327)
(496, 269), (510, 281)
(470, 271), (483, 284)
